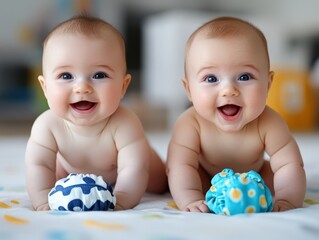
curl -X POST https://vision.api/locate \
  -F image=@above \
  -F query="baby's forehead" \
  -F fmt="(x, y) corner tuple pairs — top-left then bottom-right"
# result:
(187, 25), (268, 61)
(41, 31), (127, 70)
(43, 31), (126, 60)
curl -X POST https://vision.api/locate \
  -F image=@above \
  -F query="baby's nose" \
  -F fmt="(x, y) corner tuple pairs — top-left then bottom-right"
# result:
(73, 81), (93, 94)
(220, 83), (239, 97)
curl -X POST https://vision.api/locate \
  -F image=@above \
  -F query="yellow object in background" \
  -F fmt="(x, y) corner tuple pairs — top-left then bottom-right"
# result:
(267, 68), (316, 132)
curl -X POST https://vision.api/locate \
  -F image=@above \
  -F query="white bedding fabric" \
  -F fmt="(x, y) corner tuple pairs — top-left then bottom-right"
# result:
(0, 133), (318, 240)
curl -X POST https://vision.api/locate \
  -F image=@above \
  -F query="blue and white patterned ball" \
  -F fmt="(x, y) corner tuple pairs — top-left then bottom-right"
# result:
(48, 173), (116, 211)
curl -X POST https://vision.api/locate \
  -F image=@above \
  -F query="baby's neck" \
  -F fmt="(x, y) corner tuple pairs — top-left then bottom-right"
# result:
(63, 119), (109, 137)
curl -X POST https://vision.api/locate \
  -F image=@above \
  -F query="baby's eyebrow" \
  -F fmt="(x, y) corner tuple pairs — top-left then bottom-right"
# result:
(197, 65), (218, 76)
(95, 64), (115, 73)
(241, 64), (260, 73)
(51, 65), (72, 74)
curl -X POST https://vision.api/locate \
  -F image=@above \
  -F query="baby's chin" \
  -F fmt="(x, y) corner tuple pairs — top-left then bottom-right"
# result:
(64, 115), (101, 127)
(216, 124), (245, 132)
(214, 118), (248, 133)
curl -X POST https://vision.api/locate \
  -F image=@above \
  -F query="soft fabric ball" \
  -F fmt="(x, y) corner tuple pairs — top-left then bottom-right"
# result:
(48, 173), (116, 211)
(205, 168), (273, 216)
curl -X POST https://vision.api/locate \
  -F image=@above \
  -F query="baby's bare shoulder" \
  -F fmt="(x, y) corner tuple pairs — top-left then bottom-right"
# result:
(109, 105), (141, 124)
(31, 110), (63, 135)
(175, 107), (221, 137)
(109, 105), (147, 142)
(174, 107), (201, 129)
(258, 106), (294, 150)
(33, 110), (57, 124)
(171, 107), (208, 147)
(27, 110), (62, 151)
(258, 106), (290, 132)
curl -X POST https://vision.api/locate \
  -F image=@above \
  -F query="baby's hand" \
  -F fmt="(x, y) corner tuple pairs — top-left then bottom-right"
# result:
(36, 203), (50, 211)
(184, 200), (210, 213)
(114, 204), (125, 211)
(273, 200), (296, 212)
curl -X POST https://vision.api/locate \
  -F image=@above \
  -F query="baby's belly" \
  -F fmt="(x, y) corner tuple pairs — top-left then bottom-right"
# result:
(200, 155), (265, 177)
(56, 154), (118, 185)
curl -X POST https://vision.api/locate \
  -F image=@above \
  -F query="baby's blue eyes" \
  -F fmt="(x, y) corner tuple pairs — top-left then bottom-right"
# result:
(238, 74), (251, 81)
(93, 72), (107, 79)
(60, 73), (73, 80)
(58, 72), (108, 80)
(205, 75), (218, 83)
(204, 74), (252, 83)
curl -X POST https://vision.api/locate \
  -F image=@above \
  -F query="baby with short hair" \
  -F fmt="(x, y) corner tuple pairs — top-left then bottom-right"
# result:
(25, 15), (167, 211)
(167, 16), (306, 213)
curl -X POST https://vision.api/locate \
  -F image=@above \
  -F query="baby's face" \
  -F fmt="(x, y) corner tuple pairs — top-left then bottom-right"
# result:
(39, 32), (130, 126)
(184, 34), (273, 132)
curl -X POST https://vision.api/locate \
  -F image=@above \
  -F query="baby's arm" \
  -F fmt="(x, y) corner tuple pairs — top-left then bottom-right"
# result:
(270, 138), (306, 211)
(111, 109), (150, 210)
(25, 113), (57, 211)
(167, 112), (210, 213)
(262, 108), (306, 211)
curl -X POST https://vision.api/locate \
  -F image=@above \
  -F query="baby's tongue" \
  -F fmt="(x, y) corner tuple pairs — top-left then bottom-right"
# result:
(220, 105), (239, 116)
(74, 101), (94, 110)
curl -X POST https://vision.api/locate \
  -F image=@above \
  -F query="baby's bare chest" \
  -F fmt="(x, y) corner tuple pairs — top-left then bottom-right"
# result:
(57, 135), (118, 168)
(200, 132), (265, 168)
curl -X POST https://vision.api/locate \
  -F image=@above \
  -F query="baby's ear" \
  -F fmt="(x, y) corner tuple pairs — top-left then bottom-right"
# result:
(182, 77), (192, 101)
(38, 75), (47, 97)
(120, 74), (131, 98)
(267, 71), (274, 91)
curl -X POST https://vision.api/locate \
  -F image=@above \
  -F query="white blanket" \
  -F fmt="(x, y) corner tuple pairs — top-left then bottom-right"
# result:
(0, 133), (318, 240)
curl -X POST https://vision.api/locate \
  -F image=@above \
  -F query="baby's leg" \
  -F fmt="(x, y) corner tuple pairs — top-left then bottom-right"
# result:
(146, 149), (168, 194)
(259, 160), (274, 195)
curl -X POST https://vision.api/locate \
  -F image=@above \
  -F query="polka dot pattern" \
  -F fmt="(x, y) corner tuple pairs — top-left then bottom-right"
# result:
(205, 168), (273, 216)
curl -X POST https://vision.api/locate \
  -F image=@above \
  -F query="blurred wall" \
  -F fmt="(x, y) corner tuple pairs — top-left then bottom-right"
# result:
(141, 1), (319, 131)
(0, 0), (124, 124)
(0, 0), (319, 132)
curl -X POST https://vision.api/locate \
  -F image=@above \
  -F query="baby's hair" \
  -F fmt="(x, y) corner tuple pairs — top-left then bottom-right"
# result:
(43, 14), (125, 49)
(184, 16), (270, 75)
(41, 14), (127, 73)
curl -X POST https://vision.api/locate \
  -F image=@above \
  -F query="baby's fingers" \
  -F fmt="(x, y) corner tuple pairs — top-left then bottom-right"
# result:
(273, 200), (295, 212)
(36, 203), (50, 211)
(185, 200), (210, 213)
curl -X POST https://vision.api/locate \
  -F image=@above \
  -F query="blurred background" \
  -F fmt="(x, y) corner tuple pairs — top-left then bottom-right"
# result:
(1, 0), (319, 135)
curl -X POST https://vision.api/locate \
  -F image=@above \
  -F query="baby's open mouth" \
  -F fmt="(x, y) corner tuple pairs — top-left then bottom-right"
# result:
(71, 101), (97, 111)
(218, 104), (241, 117)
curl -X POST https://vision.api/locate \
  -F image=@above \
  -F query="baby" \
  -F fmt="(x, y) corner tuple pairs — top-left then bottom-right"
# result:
(167, 16), (306, 213)
(25, 15), (167, 211)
